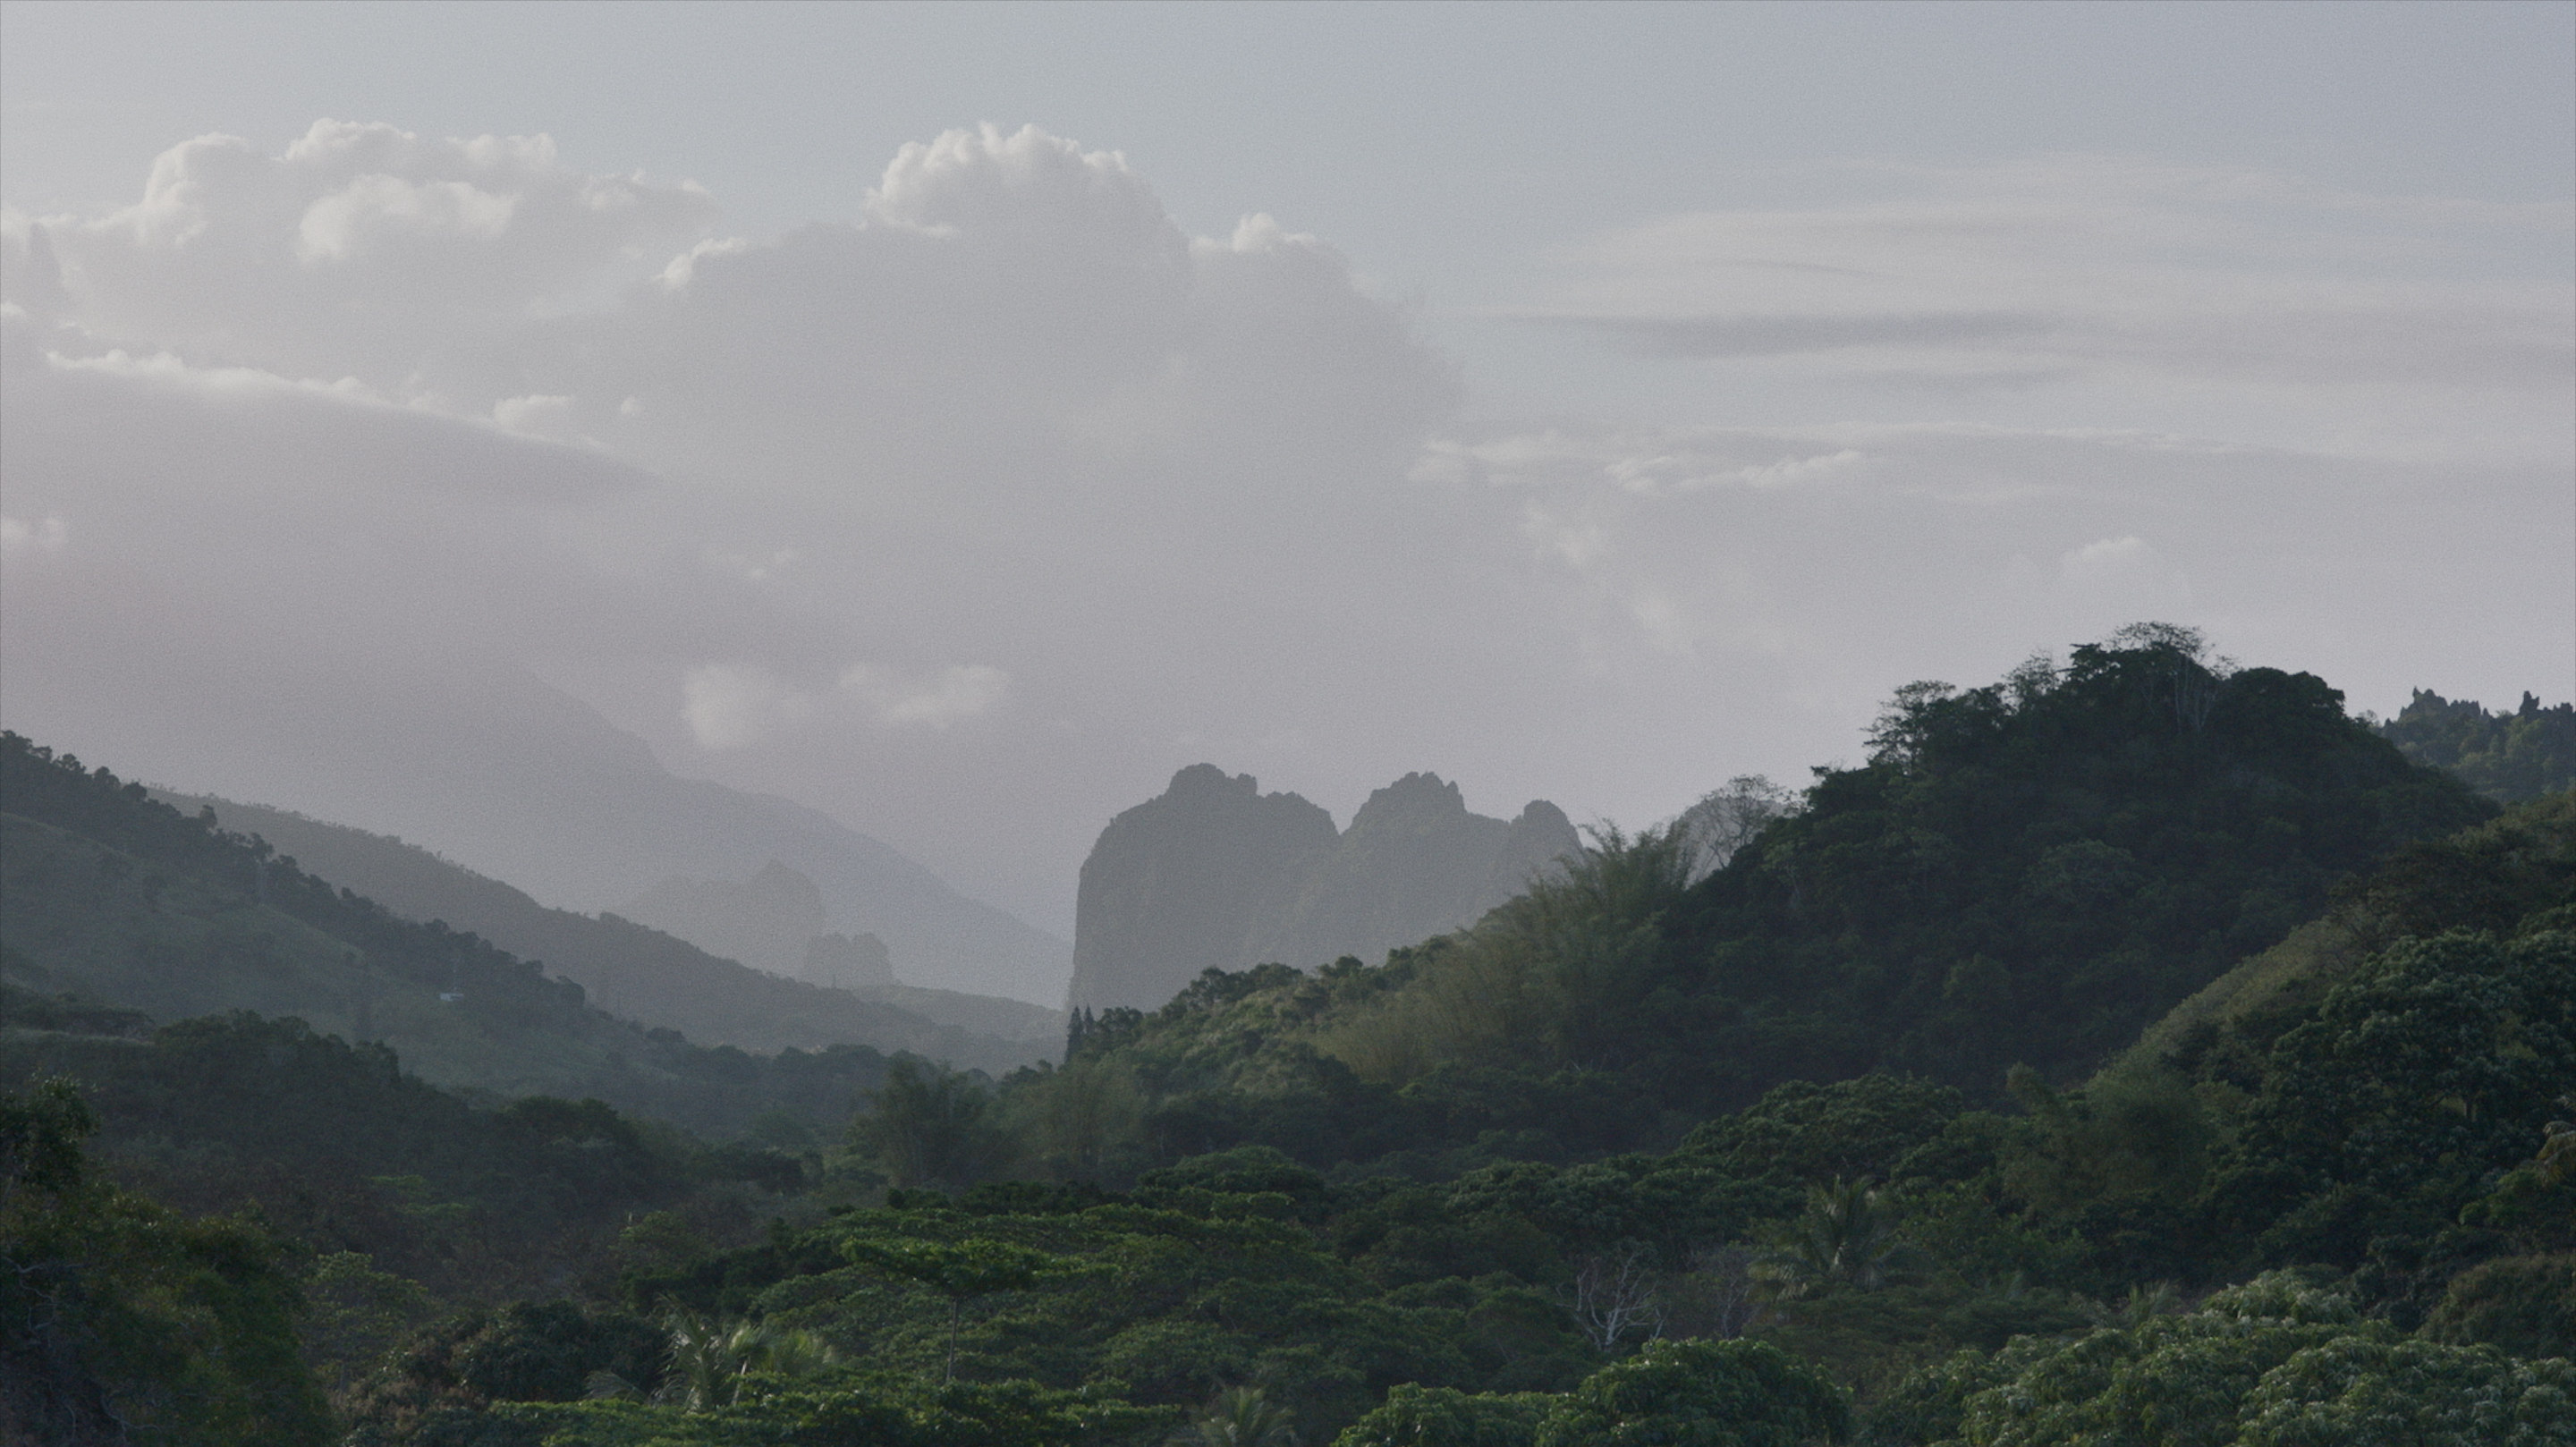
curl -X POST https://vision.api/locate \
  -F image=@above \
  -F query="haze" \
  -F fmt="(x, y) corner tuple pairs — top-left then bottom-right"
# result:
(4, 0), (2569, 986)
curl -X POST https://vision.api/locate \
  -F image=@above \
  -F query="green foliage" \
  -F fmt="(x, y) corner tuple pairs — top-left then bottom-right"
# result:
(12, 656), (2573, 1447)
(1669, 631), (2494, 1102)
(1, 1078), (334, 1445)
(481, 1374), (1178, 1446)
(1753, 1180), (1928, 1299)
(1330, 1384), (1553, 1447)
(991, 630), (2499, 1185)
(1183, 1384), (1304, 1446)
(1532, 1337), (1850, 1447)
(653, 1309), (845, 1409)
(2380, 690), (2576, 805)
(852, 1057), (1012, 1190)
(2421, 1255), (2575, 1359)
(2211, 928), (2574, 1274)
(1911, 1273), (2576, 1447)
(343, 1299), (667, 1444)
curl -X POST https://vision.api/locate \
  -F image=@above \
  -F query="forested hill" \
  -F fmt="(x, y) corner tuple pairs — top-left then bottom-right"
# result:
(2379, 687), (2576, 803)
(0, 732), (945, 1136)
(1657, 630), (2497, 1095)
(7, 633), (2571, 1447)
(1029, 630), (2496, 1171)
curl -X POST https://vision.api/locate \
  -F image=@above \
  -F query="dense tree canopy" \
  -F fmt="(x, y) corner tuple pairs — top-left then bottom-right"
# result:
(2, 634), (2566, 1447)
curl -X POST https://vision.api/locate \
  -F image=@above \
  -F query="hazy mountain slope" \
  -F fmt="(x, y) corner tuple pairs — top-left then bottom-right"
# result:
(18, 655), (1072, 1003)
(1068, 765), (1580, 1011)
(152, 792), (1058, 1049)
(4, 808), (665, 1111)
(0, 732), (970, 1137)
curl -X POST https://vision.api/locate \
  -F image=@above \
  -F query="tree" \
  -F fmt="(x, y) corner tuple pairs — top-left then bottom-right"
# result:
(652, 1308), (843, 1409)
(850, 1058), (1010, 1191)
(1564, 1249), (1665, 1353)
(1, 1079), (332, 1446)
(1329, 1384), (1553, 1447)
(1752, 1178), (1924, 1298)
(1182, 1384), (1302, 1446)
(843, 1233), (1064, 1382)
(1533, 1337), (1848, 1447)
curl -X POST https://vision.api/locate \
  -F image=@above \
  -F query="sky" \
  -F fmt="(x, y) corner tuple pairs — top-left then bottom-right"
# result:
(4, 0), (2571, 940)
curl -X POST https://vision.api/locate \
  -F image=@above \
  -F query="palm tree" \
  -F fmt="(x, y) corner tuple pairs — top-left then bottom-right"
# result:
(1751, 1177), (1924, 1299)
(1176, 1384), (1300, 1446)
(653, 1308), (843, 1410)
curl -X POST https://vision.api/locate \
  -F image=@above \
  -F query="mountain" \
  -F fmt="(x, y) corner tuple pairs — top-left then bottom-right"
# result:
(149, 794), (1060, 1048)
(1069, 765), (1580, 1010)
(1, 732), (1010, 1137)
(612, 859), (1061, 1043)
(1032, 631), (2502, 1171)
(9, 655), (1072, 1004)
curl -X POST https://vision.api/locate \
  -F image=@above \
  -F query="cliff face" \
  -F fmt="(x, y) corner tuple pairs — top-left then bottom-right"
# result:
(1068, 766), (1338, 1011)
(1067, 766), (1580, 1011)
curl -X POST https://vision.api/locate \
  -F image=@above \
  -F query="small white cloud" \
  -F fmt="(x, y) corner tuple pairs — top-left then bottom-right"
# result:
(681, 664), (810, 750)
(2059, 535), (2159, 582)
(839, 663), (1011, 728)
(492, 393), (579, 438)
(0, 513), (68, 555)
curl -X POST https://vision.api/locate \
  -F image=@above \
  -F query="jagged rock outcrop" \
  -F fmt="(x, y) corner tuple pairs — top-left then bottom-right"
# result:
(1069, 766), (1338, 1011)
(1068, 766), (1580, 1011)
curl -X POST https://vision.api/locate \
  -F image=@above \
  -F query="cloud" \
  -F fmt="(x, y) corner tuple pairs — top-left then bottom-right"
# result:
(2, 127), (2564, 939)
(1572, 309), (2053, 359)
(1508, 156), (2574, 458)
(682, 665), (811, 750)
(297, 173), (518, 262)
(0, 122), (1462, 927)
(0, 513), (68, 556)
(4, 119), (719, 401)
(841, 664), (1012, 729)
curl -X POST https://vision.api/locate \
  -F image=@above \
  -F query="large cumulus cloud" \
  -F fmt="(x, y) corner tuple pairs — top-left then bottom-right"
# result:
(4, 125), (2566, 941)
(1, 122), (1468, 932)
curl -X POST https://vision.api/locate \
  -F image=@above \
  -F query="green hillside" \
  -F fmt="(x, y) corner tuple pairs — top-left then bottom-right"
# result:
(1005, 629), (2499, 1174)
(7, 637), (2570, 1447)
(1, 732), (900, 1139)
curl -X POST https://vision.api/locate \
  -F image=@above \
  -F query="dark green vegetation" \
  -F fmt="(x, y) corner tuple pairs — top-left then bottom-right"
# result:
(4, 630), (2569, 1446)
(2379, 688), (2576, 805)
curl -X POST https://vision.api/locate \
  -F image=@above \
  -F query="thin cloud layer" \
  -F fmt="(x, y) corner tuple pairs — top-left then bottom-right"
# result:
(3, 127), (2565, 937)
(1511, 156), (2574, 460)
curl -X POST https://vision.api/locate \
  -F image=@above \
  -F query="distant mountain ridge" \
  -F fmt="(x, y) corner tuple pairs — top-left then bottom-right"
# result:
(0, 733), (924, 1138)
(1069, 765), (1581, 1010)
(11, 656), (1072, 1004)
(148, 790), (1058, 1057)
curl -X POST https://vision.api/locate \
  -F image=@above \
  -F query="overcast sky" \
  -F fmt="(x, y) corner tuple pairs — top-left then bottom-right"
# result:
(4, 1), (2570, 935)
